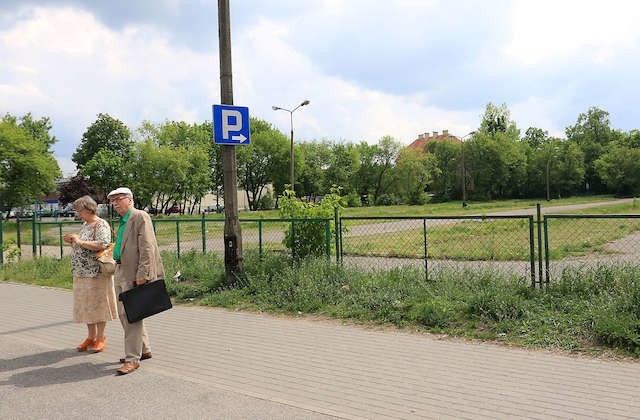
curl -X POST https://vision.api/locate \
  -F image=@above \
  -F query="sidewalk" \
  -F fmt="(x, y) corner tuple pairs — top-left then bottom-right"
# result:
(1, 282), (640, 419)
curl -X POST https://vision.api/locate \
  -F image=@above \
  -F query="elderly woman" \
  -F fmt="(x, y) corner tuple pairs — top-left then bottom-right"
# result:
(62, 195), (117, 353)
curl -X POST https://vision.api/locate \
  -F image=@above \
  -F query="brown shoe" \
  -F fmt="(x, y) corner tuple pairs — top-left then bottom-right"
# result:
(89, 337), (106, 353)
(119, 352), (151, 363)
(76, 338), (95, 352)
(116, 361), (140, 376)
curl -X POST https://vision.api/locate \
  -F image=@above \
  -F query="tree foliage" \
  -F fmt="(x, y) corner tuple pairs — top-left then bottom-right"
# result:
(0, 114), (60, 211)
(58, 175), (101, 206)
(236, 118), (289, 210)
(73, 113), (133, 168)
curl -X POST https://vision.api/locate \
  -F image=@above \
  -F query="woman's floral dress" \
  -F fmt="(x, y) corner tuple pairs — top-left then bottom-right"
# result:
(71, 218), (118, 324)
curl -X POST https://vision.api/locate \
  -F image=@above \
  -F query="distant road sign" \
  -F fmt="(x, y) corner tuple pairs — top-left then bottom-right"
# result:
(212, 104), (250, 145)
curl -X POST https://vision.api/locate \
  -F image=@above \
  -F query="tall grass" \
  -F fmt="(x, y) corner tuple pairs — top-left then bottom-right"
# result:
(3, 252), (640, 357)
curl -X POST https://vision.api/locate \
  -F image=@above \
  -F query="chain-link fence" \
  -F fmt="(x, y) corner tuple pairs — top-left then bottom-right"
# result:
(3, 211), (640, 287)
(543, 214), (640, 282)
(339, 215), (536, 283)
(0, 215), (332, 263)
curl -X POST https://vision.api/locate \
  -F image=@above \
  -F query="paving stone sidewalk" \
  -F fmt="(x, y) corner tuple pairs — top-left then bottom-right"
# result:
(1, 281), (640, 419)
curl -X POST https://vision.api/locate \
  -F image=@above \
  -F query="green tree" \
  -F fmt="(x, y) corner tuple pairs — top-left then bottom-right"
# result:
(479, 102), (518, 137)
(465, 130), (526, 200)
(424, 138), (461, 201)
(297, 140), (332, 200)
(355, 136), (402, 205)
(134, 121), (212, 213)
(324, 143), (360, 201)
(565, 106), (612, 193)
(236, 118), (289, 210)
(0, 114), (61, 212)
(73, 113), (133, 168)
(81, 149), (128, 202)
(595, 144), (640, 196)
(393, 147), (435, 204)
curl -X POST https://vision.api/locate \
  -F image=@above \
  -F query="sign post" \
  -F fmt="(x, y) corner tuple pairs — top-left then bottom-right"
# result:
(217, 0), (243, 285)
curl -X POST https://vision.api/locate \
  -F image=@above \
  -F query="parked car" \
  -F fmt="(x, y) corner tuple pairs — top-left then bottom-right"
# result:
(58, 208), (77, 217)
(165, 205), (182, 215)
(205, 204), (224, 213)
(147, 207), (161, 215)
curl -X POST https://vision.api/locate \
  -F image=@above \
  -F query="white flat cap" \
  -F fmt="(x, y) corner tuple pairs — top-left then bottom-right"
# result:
(107, 187), (133, 198)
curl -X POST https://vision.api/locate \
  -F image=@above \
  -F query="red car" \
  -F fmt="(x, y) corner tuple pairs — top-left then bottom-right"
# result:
(165, 205), (182, 215)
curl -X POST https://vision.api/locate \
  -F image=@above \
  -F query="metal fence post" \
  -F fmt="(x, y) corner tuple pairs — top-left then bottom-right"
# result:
(16, 217), (21, 249)
(258, 220), (263, 261)
(0, 213), (4, 264)
(543, 216), (550, 285)
(423, 218), (428, 282)
(528, 215), (535, 287)
(32, 213), (37, 257)
(58, 223), (63, 259)
(201, 213), (206, 254)
(325, 219), (331, 259)
(176, 220), (181, 259)
(536, 203), (543, 287)
(291, 220), (296, 260)
(334, 207), (340, 264)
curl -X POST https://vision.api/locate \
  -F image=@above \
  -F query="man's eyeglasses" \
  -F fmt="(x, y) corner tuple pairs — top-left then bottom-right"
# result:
(109, 196), (130, 204)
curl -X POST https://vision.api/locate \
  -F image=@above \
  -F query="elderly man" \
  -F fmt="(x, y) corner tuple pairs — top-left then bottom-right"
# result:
(107, 187), (165, 376)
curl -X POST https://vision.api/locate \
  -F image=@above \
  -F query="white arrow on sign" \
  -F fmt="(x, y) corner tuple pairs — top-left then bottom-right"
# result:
(232, 134), (248, 143)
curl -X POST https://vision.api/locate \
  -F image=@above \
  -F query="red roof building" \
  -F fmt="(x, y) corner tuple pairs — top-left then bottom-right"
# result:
(406, 130), (460, 152)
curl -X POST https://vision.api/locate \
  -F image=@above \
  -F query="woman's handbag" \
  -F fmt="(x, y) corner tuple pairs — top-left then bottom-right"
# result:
(94, 243), (116, 274)
(118, 279), (173, 323)
(93, 221), (116, 275)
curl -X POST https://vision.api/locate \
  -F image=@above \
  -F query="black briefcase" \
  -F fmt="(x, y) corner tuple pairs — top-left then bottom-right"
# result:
(118, 279), (172, 323)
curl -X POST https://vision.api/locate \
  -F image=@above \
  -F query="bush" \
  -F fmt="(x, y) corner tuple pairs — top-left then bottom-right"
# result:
(278, 186), (346, 259)
(257, 192), (275, 210)
(375, 193), (402, 206)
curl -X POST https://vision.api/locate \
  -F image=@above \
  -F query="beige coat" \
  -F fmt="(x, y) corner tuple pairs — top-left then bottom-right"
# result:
(119, 208), (165, 283)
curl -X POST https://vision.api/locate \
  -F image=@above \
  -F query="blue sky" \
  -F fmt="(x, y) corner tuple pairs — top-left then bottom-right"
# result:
(2, 0), (640, 176)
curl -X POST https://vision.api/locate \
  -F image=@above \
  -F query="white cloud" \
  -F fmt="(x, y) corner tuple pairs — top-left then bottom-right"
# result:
(503, 0), (640, 66)
(0, 5), (218, 156)
(233, 18), (476, 145)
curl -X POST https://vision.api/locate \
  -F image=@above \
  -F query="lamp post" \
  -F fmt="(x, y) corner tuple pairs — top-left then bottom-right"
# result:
(272, 99), (310, 192)
(460, 131), (475, 208)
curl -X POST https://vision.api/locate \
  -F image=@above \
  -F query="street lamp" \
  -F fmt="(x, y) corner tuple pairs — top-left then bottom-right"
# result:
(272, 99), (310, 192)
(460, 131), (475, 208)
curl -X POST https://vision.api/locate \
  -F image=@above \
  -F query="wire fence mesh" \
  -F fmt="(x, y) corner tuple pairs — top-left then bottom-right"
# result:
(3, 212), (640, 287)
(544, 214), (640, 282)
(339, 215), (535, 282)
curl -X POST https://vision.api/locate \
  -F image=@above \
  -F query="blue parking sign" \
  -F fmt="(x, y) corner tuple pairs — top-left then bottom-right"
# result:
(212, 104), (250, 145)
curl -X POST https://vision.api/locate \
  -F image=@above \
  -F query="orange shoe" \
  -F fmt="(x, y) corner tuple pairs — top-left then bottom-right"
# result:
(76, 338), (95, 352)
(90, 337), (106, 353)
(116, 361), (140, 376)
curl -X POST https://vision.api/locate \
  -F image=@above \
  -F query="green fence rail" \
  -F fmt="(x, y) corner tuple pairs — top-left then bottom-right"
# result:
(3, 210), (640, 288)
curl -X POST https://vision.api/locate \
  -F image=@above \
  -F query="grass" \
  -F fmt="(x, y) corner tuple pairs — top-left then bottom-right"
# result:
(5, 251), (640, 358)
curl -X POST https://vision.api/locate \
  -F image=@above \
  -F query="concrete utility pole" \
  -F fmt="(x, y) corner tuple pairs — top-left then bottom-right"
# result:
(217, 0), (243, 284)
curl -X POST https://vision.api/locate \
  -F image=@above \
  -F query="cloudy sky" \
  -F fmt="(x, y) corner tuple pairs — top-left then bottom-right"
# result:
(2, 0), (640, 176)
